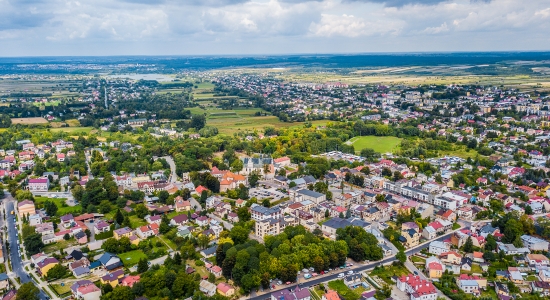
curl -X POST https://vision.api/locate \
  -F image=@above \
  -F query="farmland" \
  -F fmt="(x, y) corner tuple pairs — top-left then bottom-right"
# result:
(347, 136), (402, 154)
(11, 117), (48, 124)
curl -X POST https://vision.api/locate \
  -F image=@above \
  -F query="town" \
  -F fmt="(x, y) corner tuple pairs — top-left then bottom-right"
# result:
(1, 68), (550, 300)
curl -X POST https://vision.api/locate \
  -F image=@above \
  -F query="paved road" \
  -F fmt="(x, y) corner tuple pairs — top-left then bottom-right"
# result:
(161, 156), (178, 183)
(248, 230), (458, 300)
(4, 195), (51, 300)
(208, 214), (233, 230)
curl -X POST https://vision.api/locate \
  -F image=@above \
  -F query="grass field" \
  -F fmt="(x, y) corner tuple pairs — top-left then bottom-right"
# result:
(119, 250), (148, 267)
(347, 136), (402, 154)
(51, 283), (72, 296)
(50, 127), (94, 134)
(34, 196), (82, 216)
(11, 117), (48, 124)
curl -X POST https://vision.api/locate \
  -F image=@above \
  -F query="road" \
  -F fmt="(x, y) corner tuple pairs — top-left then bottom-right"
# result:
(4, 193), (52, 300)
(208, 214), (233, 230)
(248, 230), (459, 300)
(160, 156), (178, 183)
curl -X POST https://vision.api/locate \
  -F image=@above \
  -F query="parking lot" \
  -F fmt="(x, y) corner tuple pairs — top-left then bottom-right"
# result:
(249, 186), (288, 201)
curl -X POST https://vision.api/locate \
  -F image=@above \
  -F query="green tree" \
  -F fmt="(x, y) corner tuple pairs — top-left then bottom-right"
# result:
(197, 234), (210, 249)
(137, 258), (149, 273)
(134, 204), (148, 219)
(43, 200), (58, 217)
(191, 114), (206, 130)
(159, 214), (171, 234)
(396, 250), (406, 264)
(248, 172), (260, 187)
(237, 206), (251, 222)
(24, 233), (44, 255)
(463, 236), (474, 253)
(101, 286), (134, 300)
(230, 226), (249, 244)
(46, 264), (67, 280)
(16, 282), (39, 300)
(114, 209), (124, 225)
(525, 205), (533, 215)
(231, 159), (244, 173)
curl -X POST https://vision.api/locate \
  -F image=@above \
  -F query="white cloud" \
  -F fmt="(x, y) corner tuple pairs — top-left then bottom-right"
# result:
(1, 0), (550, 55)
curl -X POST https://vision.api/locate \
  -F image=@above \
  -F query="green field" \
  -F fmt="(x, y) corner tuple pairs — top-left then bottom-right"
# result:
(50, 127), (94, 134)
(34, 196), (82, 216)
(347, 136), (402, 154)
(119, 250), (148, 267)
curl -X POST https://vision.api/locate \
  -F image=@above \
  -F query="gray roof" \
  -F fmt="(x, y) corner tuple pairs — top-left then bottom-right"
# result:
(0, 273), (8, 281)
(297, 189), (324, 198)
(201, 245), (217, 256)
(251, 205), (280, 215)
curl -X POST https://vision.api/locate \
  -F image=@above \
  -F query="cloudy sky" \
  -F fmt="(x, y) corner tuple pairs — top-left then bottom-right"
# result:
(0, 0), (549, 56)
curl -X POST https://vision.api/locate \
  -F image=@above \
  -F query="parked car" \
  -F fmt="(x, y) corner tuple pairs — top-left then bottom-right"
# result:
(347, 271), (354, 275)
(338, 273), (345, 278)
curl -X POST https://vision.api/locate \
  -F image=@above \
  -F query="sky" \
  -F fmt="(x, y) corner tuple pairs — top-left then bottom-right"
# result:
(0, 0), (549, 56)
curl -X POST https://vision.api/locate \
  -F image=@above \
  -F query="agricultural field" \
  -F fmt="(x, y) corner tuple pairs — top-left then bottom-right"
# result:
(11, 117), (48, 124)
(347, 136), (402, 154)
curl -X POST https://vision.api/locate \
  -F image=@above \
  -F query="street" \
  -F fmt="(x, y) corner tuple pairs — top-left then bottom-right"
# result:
(160, 156), (178, 183)
(4, 193), (51, 300)
(248, 230), (459, 300)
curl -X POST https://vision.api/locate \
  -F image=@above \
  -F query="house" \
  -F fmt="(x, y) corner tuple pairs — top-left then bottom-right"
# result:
(200, 280), (217, 297)
(344, 274), (362, 288)
(527, 254), (550, 269)
(71, 280), (102, 300)
(72, 266), (91, 278)
(36, 257), (59, 276)
(100, 269), (125, 287)
(28, 214), (42, 226)
(1, 290), (15, 300)
(60, 214), (74, 228)
(17, 200), (36, 218)
(145, 215), (162, 225)
(0, 273), (9, 291)
(174, 197), (191, 212)
(540, 269), (550, 282)
(440, 251), (462, 265)
(227, 212), (239, 223)
(321, 217), (371, 240)
(121, 275), (140, 288)
(170, 214), (188, 227)
(196, 216), (209, 227)
(31, 253), (48, 265)
(461, 257), (473, 271)
(136, 223), (160, 239)
(217, 282), (235, 297)
(532, 281), (550, 296)
(94, 221), (111, 234)
(429, 241), (450, 255)
(200, 245), (217, 258)
(323, 290), (340, 300)
(113, 227), (133, 240)
(495, 282), (510, 296)
(457, 279), (479, 295)
(271, 287), (311, 300)
(425, 257), (444, 279)
(521, 235), (550, 251)
(75, 231), (88, 244)
(508, 267), (523, 284)
(98, 252), (122, 271)
(208, 265), (222, 278)
(422, 226), (437, 240)
(397, 274), (438, 300)
(28, 178), (49, 191)
(400, 228), (420, 248)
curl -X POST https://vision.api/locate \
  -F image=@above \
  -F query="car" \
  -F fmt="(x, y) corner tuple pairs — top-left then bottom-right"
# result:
(286, 282), (291, 285)
(309, 267), (314, 272)
(337, 273), (345, 278)
(414, 271), (418, 275)
(347, 271), (354, 275)
(320, 271), (324, 275)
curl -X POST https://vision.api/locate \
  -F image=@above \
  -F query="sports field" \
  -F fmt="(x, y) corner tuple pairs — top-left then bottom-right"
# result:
(347, 136), (402, 154)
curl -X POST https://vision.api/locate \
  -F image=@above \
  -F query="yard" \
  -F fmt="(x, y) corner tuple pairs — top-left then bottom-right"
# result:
(119, 250), (148, 267)
(410, 256), (426, 264)
(43, 240), (73, 254)
(327, 280), (362, 300)
(129, 215), (147, 229)
(51, 283), (72, 297)
(370, 264), (410, 285)
(34, 196), (82, 216)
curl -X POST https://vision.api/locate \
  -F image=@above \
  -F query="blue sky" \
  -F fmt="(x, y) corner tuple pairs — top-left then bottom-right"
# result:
(0, 0), (549, 56)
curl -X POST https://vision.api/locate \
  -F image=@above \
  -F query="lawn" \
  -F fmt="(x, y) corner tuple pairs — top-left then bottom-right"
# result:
(452, 223), (461, 230)
(347, 136), (402, 154)
(34, 196), (82, 216)
(129, 215), (147, 229)
(327, 280), (361, 300)
(119, 250), (148, 267)
(370, 264), (410, 284)
(410, 256), (426, 264)
(158, 234), (177, 251)
(43, 240), (73, 254)
(50, 127), (93, 134)
(51, 283), (72, 296)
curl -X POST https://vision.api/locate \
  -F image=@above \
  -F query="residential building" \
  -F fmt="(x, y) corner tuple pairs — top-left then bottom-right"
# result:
(397, 274), (438, 300)
(17, 200), (36, 218)
(521, 235), (550, 251)
(217, 283), (235, 297)
(28, 178), (49, 191)
(200, 280), (217, 297)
